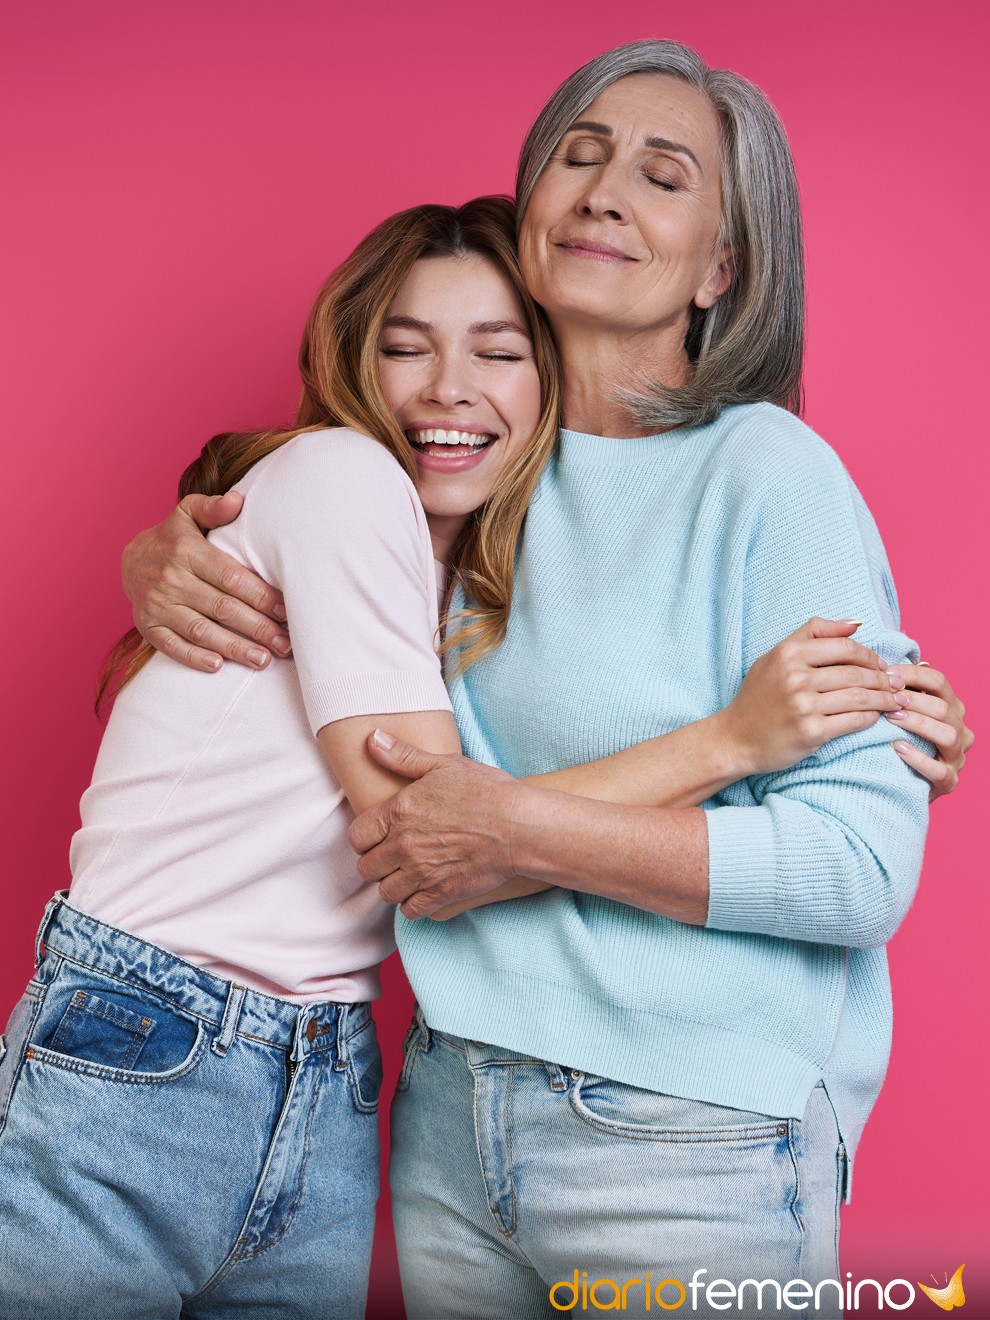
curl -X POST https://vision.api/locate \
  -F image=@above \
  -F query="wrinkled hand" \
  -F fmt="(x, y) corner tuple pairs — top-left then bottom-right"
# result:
(347, 732), (523, 919)
(121, 492), (290, 671)
(887, 663), (974, 801)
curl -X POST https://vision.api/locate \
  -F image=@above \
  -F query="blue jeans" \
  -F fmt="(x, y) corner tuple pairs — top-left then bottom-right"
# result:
(0, 895), (382, 1320)
(391, 1010), (845, 1320)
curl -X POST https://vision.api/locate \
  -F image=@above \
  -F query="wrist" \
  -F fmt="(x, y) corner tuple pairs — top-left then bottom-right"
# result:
(707, 708), (760, 783)
(503, 781), (573, 883)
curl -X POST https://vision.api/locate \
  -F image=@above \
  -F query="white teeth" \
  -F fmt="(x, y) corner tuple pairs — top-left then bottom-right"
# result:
(412, 428), (493, 446)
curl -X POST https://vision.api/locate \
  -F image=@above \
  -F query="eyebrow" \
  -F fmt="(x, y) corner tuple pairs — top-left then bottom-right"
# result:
(566, 120), (702, 172)
(382, 316), (531, 336)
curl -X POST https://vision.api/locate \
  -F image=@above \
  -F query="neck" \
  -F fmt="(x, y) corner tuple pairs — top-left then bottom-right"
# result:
(426, 514), (466, 566)
(553, 318), (692, 438)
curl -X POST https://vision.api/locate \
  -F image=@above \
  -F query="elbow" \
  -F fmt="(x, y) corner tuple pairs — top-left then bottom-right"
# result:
(834, 848), (921, 948)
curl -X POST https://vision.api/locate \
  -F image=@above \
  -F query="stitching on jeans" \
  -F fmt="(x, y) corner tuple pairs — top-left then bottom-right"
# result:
(42, 951), (217, 1028)
(786, 1118), (805, 1276)
(0, 988), (48, 1140)
(48, 998), (154, 1069)
(568, 1084), (786, 1144)
(236, 1056), (325, 1261)
(190, 1057), (334, 1297)
(25, 1024), (207, 1086)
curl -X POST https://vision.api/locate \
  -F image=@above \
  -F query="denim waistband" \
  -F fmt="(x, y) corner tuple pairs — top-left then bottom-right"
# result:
(414, 1005), (572, 1092)
(35, 892), (369, 1058)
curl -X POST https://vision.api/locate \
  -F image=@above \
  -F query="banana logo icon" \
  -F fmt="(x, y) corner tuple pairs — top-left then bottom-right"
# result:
(918, 1263), (966, 1311)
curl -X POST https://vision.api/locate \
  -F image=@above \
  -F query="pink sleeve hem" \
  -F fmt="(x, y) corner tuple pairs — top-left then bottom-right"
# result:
(306, 670), (453, 735)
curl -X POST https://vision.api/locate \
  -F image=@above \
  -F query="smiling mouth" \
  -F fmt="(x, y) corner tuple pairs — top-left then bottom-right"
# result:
(406, 427), (496, 455)
(557, 239), (634, 261)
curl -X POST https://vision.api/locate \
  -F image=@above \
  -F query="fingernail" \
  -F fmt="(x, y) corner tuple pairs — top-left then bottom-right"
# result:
(885, 711), (905, 721)
(372, 728), (396, 749)
(273, 602), (288, 622)
(894, 692), (909, 707)
(271, 635), (292, 656)
(887, 668), (905, 690)
(917, 660), (931, 668)
(247, 648), (269, 668)
(206, 655), (222, 672)
(841, 619), (864, 627)
(892, 740), (913, 754)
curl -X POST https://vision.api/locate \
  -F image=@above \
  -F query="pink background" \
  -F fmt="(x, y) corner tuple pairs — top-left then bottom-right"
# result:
(2, 2), (986, 1315)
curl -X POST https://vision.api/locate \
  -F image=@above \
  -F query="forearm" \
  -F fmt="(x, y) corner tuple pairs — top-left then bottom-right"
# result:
(505, 782), (709, 924)
(525, 710), (742, 809)
(444, 720), (730, 918)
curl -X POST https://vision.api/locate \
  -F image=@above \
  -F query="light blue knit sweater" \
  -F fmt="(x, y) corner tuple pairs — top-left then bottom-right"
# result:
(396, 402), (929, 1175)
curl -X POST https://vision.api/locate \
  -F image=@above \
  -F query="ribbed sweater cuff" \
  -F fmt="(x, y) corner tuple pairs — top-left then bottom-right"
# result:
(705, 805), (778, 935)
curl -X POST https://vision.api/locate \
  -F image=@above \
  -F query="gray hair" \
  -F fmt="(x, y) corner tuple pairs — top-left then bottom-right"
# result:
(516, 40), (804, 429)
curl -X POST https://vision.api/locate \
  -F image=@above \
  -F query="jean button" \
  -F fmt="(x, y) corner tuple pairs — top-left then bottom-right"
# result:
(305, 1019), (319, 1043)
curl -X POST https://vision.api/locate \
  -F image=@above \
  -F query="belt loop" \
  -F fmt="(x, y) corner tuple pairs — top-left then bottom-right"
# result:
(211, 982), (246, 1058)
(333, 1004), (350, 1071)
(413, 1002), (433, 1051)
(34, 891), (67, 969)
(546, 1062), (567, 1092)
(290, 1008), (309, 1065)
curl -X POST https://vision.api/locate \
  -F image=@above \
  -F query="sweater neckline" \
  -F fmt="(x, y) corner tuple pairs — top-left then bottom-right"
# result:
(558, 420), (711, 466)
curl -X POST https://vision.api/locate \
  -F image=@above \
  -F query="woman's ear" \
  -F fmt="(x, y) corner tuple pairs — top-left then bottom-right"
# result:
(693, 245), (736, 310)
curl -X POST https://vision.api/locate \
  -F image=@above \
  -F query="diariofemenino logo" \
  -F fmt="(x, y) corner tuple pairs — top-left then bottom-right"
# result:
(548, 1264), (967, 1311)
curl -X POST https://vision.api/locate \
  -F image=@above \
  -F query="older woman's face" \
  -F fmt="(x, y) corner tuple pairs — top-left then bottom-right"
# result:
(519, 74), (730, 353)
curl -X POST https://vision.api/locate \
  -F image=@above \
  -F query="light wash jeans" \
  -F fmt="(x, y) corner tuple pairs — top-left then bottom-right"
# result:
(0, 894), (382, 1320)
(391, 1009), (846, 1320)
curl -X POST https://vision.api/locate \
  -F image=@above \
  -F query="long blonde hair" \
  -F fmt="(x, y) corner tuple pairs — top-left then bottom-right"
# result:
(98, 196), (560, 708)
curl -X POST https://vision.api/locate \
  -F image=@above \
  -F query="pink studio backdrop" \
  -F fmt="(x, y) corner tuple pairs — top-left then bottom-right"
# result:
(2, 2), (986, 1316)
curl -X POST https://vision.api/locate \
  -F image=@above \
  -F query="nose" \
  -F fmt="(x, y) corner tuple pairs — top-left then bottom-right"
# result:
(575, 159), (628, 223)
(422, 352), (479, 408)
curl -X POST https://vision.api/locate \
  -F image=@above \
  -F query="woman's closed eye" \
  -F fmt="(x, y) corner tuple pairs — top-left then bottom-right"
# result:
(644, 171), (680, 192)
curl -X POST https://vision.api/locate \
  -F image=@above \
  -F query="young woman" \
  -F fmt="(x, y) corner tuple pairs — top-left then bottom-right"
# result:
(0, 194), (916, 1320)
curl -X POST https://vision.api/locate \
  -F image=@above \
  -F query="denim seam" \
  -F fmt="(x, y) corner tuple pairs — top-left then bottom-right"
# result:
(396, 1023), (425, 1094)
(833, 1145), (846, 1270)
(346, 1022), (381, 1116)
(500, 1065), (519, 1237)
(786, 1117), (805, 1284)
(25, 1023), (208, 1086)
(42, 949), (220, 1028)
(568, 1083), (788, 1143)
(238, 1057), (324, 1262)
(188, 1057), (327, 1298)
(49, 997), (153, 1070)
(0, 986), (48, 1139)
(471, 1071), (514, 1242)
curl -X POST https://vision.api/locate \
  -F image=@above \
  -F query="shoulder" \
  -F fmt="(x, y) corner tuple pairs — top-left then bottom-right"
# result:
(238, 427), (421, 518)
(253, 427), (416, 490)
(709, 402), (849, 484)
(698, 403), (862, 527)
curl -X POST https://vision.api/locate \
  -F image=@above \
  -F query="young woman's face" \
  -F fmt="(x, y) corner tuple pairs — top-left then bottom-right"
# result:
(378, 254), (543, 557)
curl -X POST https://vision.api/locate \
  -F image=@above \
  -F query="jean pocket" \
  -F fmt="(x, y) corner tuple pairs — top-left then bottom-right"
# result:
(569, 1072), (786, 1144)
(29, 976), (206, 1084)
(345, 1017), (383, 1115)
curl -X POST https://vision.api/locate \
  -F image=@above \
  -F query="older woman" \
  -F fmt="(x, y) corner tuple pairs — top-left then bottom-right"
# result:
(123, 40), (972, 1320)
